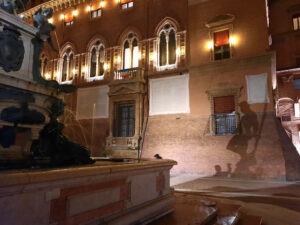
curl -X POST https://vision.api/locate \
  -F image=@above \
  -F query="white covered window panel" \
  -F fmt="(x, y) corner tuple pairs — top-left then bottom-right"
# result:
(76, 86), (109, 119)
(150, 74), (190, 115)
(246, 73), (270, 104)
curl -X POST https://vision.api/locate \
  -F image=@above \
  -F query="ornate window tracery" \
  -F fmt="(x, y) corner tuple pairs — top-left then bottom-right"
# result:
(157, 22), (177, 69)
(88, 40), (105, 81)
(60, 47), (74, 83)
(122, 32), (139, 69)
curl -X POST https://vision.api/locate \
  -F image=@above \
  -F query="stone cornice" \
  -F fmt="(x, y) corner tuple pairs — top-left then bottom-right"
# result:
(22, 0), (87, 19)
(1, 9), (38, 34)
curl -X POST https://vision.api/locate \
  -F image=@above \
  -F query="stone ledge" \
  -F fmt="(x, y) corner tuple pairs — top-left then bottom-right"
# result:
(0, 159), (177, 187)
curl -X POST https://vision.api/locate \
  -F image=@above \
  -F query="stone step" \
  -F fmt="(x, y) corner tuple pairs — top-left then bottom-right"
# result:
(148, 193), (218, 225)
(236, 212), (262, 225)
(208, 202), (241, 225)
(148, 193), (263, 225)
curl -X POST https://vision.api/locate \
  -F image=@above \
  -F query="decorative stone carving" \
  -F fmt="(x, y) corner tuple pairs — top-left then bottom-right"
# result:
(0, 25), (24, 72)
(205, 14), (235, 28)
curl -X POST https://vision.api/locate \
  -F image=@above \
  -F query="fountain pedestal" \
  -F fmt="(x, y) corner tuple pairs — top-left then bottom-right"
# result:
(0, 9), (60, 163)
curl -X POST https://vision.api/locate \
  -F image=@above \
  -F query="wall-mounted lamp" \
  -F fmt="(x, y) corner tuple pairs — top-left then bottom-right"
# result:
(206, 41), (214, 50)
(229, 36), (238, 45)
(104, 63), (108, 70)
(150, 52), (157, 61)
(45, 73), (51, 80)
(100, 0), (105, 8)
(84, 66), (88, 73)
(60, 14), (65, 20)
(48, 18), (53, 24)
(72, 68), (76, 74)
(117, 56), (121, 63)
(86, 5), (91, 12)
(72, 10), (78, 16)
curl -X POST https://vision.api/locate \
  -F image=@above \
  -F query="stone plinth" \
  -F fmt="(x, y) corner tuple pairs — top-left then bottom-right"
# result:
(0, 159), (176, 225)
(0, 9), (60, 162)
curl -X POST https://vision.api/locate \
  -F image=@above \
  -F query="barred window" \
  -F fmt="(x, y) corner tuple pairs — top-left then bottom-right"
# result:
(114, 102), (135, 137)
(214, 96), (237, 135)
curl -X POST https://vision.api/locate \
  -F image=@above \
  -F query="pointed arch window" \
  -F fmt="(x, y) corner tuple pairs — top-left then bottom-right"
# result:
(90, 48), (97, 77)
(158, 22), (177, 68)
(62, 55), (68, 82)
(60, 47), (74, 83)
(40, 54), (48, 78)
(88, 40), (105, 80)
(122, 32), (139, 69)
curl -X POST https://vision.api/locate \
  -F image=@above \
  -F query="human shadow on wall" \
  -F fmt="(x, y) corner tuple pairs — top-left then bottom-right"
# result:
(215, 101), (264, 178)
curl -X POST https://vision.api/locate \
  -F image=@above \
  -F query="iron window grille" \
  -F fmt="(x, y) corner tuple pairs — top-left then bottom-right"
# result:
(214, 113), (237, 135)
(113, 102), (135, 137)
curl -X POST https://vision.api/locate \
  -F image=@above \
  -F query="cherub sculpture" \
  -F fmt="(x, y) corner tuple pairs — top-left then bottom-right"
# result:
(31, 8), (75, 93)
(33, 8), (57, 52)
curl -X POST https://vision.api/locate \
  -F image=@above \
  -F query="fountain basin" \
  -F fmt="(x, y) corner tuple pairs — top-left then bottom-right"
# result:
(0, 159), (177, 225)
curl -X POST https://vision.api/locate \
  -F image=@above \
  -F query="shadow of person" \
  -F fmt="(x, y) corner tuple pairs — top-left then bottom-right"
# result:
(226, 101), (260, 178)
(214, 163), (232, 178)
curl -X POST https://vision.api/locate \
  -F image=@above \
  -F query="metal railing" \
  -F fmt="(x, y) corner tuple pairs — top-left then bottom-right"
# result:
(114, 67), (142, 81)
(214, 113), (237, 135)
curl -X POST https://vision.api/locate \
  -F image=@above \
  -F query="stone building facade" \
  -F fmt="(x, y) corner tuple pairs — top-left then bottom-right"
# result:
(22, 0), (300, 180)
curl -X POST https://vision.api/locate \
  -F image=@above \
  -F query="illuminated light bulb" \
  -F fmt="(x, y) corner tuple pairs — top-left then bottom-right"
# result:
(206, 41), (214, 50)
(72, 68), (76, 74)
(60, 14), (65, 20)
(116, 0), (121, 3)
(104, 63), (108, 70)
(138, 52), (142, 59)
(72, 10), (78, 16)
(151, 52), (157, 61)
(48, 18), (53, 24)
(84, 66), (88, 73)
(117, 56), (121, 63)
(45, 73), (51, 80)
(176, 48), (181, 56)
(56, 72), (60, 77)
(100, 1), (105, 8)
(86, 5), (91, 12)
(229, 36), (237, 45)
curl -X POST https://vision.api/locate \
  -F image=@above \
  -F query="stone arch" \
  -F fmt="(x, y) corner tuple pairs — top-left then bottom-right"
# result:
(86, 34), (108, 52)
(59, 42), (76, 57)
(154, 17), (181, 36)
(117, 26), (142, 45)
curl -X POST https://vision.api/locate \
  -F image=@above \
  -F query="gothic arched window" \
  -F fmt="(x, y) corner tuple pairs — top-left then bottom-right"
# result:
(60, 47), (74, 83)
(88, 40), (105, 80)
(122, 32), (139, 69)
(158, 22), (177, 68)
(90, 48), (97, 77)
(62, 55), (68, 82)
